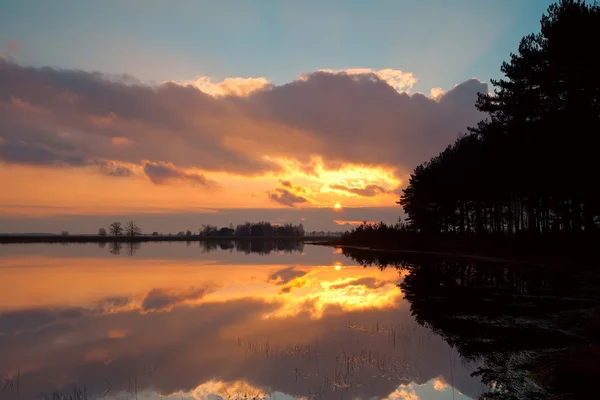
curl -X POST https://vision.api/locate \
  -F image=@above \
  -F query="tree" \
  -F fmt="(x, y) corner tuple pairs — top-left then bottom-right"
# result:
(124, 220), (141, 237)
(199, 224), (218, 236)
(109, 222), (123, 237)
(398, 0), (600, 235)
(98, 228), (107, 236)
(61, 230), (69, 236)
(185, 230), (192, 236)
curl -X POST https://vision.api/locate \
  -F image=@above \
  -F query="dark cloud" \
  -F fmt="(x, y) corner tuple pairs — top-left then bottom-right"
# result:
(329, 277), (390, 290)
(279, 179), (307, 194)
(268, 188), (309, 207)
(0, 60), (487, 182)
(0, 307), (85, 335)
(249, 72), (487, 170)
(330, 183), (390, 197)
(141, 286), (214, 312)
(94, 159), (134, 177)
(143, 161), (219, 188)
(267, 266), (307, 285)
(0, 140), (87, 166)
(96, 296), (133, 312)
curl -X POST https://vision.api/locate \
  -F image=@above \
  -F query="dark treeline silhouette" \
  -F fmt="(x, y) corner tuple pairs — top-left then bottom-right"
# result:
(397, 1), (600, 235)
(343, 248), (600, 399)
(232, 222), (305, 237)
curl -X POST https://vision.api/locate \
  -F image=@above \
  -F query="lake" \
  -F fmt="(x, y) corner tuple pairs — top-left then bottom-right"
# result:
(1, 241), (597, 399)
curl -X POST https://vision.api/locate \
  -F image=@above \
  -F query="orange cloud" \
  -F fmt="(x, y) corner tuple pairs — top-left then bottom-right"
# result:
(0, 60), (487, 214)
(143, 161), (220, 188)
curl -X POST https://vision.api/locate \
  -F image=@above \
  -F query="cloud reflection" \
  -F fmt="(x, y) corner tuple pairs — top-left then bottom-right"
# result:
(0, 244), (483, 400)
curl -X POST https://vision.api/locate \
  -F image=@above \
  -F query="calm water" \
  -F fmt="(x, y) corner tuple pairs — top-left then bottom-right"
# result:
(0, 241), (488, 400)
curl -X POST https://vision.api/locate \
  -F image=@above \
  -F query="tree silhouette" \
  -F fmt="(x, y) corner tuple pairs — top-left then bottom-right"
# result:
(98, 227), (107, 236)
(397, 0), (600, 235)
(109, 222), (123, 237)
(124, 220), (141, 237)
(341, 247), (599, 399)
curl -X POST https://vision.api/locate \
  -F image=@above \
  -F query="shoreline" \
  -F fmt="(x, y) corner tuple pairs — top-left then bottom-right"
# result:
(316, 242), (558, 269)
(0, 235), (337, 244)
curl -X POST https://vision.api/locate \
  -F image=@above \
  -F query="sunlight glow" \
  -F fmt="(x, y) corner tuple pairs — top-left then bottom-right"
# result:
(334, 201), (342, 209)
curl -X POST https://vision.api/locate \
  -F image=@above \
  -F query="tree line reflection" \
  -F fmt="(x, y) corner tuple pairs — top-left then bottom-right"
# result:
(342, 248), (600, 399)
(98, 239), (304, 256)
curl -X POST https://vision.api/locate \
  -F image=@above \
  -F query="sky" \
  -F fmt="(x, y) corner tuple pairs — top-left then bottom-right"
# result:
(0, 0), (556, 233)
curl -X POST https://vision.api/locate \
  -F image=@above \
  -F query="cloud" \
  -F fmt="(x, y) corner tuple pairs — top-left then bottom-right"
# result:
(268, 188), (309, 207)
(329, 277), (389, 290)
(268, 179), (311, 207)
(429, 87), (445, 101)
(0, 139), (87, 166)
(173, 76), (272, 97)
(141, 287), (215, 312)
(316, 68), (418, 93)
(279, 277), (310, 294)
(330, 183), (390, 197)
(433, 376), (449, 391)
(279, 179), (307, 194)
(267, 266), (307, 285)
(97, 296), (133, 311)
(0, 299), (484, 400)
(0, 60), (487, 187)
(94, 159), (135, 177)
(143, 161), (219, 188)
(387, 388), (421, 400)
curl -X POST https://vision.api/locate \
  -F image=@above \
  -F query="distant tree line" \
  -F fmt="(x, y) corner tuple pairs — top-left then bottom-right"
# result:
(95, 221), (309, 238)
(97, 221), (141, 237)
(199, 222), (305, 237)
(399, 1), (600, 235)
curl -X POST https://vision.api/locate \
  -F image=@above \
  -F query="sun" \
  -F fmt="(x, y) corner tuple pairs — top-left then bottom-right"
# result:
(334, 201), (342, 210)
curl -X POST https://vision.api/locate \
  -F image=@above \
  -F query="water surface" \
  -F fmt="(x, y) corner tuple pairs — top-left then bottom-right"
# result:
(0, 242), (484, 399)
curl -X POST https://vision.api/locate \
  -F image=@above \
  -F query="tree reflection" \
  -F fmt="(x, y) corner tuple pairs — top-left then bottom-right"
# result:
(109, 241), (122, 255)
(199, 240), (304, 254)
(342, 248), (600, 399)
(102, 240), (304, 256)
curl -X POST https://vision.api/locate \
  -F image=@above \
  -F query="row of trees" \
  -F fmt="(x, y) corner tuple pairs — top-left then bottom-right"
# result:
(98, 221), (141, 237)
(399, 1), (600, 235)
(198, 222), (305, 237)
(95, 221), (307, 237)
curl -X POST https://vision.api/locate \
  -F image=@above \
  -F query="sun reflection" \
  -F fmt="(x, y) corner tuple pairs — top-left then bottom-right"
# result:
(334, 201), (342, 209)
(334, 264), (342, 271)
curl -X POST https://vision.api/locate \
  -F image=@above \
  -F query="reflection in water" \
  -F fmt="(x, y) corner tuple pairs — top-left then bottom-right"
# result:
(96, 239), (305, 257)
(344, 248), (600, 399)
(199, 239), (305, 255)
(0, 243), (487, 400)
